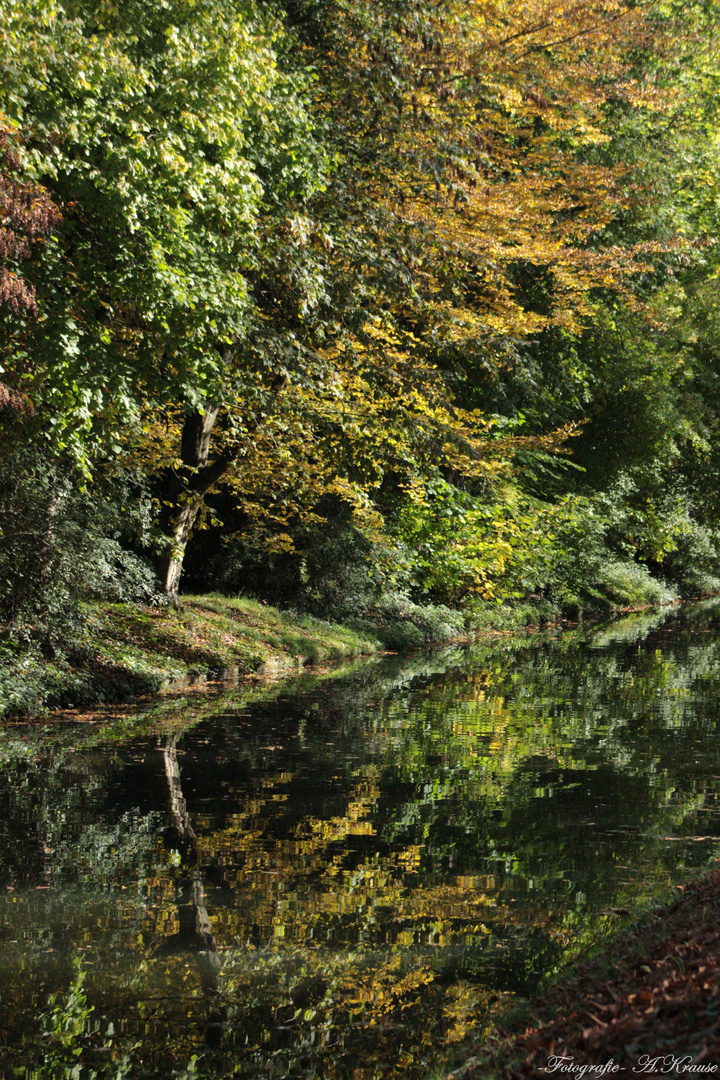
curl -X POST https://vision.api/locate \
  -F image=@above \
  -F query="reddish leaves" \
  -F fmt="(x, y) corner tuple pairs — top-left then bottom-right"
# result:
(0, 125), (59, 317)
(464, 869), (720, 1078)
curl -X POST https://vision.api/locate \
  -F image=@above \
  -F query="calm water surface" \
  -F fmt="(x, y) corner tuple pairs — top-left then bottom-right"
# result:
(2, 603), (720, 1078)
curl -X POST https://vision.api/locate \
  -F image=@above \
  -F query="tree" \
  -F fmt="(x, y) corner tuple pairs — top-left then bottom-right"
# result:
(4, 0), (720, 609)
(207, 0), (712, 599)
(0, 0), (328, 599)
(155, 0), (720, 600)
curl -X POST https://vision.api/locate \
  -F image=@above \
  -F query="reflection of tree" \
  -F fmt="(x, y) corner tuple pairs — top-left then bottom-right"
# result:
(163, 735), (195, 842)
(1, 603), (720, 1077)
(159, 735), (223, 1035)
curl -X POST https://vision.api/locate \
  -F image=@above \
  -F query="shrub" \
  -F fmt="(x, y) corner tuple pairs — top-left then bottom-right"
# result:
(0, 447), (162, 649)
(588, 559), (677, 609)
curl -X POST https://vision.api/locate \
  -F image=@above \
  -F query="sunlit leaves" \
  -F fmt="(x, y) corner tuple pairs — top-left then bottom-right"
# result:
(0, 0), (326, 464)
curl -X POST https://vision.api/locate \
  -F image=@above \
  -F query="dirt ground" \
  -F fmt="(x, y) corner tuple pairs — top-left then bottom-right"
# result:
(449, 867), (720, 1080)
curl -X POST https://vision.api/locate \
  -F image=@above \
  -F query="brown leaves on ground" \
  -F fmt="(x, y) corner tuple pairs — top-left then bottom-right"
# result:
(456, 868), (720, 1078)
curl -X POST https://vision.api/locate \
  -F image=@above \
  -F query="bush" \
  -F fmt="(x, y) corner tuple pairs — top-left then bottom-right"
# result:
(349, 593), (467, 650)
(661, 519), (720, 598)
(0, 447), (163, 649)
(182, 496), (467, 648)
(587, 559), (677, 609)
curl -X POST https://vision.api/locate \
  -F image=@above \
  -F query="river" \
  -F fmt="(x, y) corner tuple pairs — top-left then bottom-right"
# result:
(2, 601), (720, 1077)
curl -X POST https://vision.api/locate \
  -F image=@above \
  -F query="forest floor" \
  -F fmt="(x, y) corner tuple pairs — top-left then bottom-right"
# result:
(0, 594), (381, 717)
(449, 865), (720, 1080)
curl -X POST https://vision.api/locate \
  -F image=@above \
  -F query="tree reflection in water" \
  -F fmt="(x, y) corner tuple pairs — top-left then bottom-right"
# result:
(0, 602), (720, 1077)
(159, 735), (225, 1038)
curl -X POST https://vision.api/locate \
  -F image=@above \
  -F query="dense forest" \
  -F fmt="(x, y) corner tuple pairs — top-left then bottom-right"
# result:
(3, 0), (720, 693)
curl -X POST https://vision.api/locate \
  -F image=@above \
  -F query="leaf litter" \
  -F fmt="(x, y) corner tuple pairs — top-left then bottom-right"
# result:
(449, 866), (720, 1079)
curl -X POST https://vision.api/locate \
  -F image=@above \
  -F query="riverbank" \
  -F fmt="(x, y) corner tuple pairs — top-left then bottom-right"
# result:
(0, 591), (688, 721)
(1, 590), (688, 722)
(0, 595), (381, 718)
(446, 864), (720, 1080)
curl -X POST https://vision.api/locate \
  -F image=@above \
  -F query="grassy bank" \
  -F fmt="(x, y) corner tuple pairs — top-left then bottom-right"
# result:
(0, 594), (381, 719)
(0, 589), (686, 721)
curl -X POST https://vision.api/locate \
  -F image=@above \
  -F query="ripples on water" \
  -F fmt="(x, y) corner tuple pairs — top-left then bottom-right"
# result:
(1, 602), (720, 1077)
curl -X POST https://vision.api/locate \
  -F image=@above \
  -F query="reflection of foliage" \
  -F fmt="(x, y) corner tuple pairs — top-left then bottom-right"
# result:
(2, 604), (720, 1077)
(36, 957), (142, 1079)
(32, 958), (204, 1080)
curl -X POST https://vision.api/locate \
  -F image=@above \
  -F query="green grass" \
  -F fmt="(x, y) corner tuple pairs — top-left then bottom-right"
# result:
(0, 594), (381, 718)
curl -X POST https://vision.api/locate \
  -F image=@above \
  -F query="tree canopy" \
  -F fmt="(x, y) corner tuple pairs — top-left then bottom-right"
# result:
(2, 0), (720, 619)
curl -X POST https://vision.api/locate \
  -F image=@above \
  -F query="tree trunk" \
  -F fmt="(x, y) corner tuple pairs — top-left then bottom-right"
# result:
(160, 370), (286, 604)
(164, 495), (203, 607)
(160, 406), (235, 606)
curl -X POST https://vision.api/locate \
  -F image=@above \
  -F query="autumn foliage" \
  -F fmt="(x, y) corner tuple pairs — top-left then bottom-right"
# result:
(0, 122), (57, 413)
(1, 0), (720, 613)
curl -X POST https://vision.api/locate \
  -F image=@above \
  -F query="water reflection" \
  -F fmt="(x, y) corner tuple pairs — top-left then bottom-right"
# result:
(1, 603), (720, 1077)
